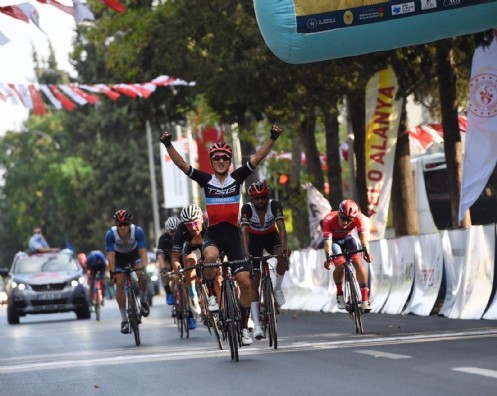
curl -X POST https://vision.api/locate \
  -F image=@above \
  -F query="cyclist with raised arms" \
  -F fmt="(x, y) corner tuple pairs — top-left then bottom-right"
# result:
(322, 199), (373, 312)
(170, 204), (208, 330)
(157, 216), (181, 306)
(240, 181), (289, 340)
(159, 124), (282, 346)
(106, 209), (150, 334)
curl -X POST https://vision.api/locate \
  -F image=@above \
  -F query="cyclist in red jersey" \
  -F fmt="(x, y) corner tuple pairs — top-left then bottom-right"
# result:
(159, 124), (282, 346)
(322, 199), (373, 312)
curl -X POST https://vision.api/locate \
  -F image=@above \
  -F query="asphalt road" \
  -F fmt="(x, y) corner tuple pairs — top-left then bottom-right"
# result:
(1, 295), (497, 396)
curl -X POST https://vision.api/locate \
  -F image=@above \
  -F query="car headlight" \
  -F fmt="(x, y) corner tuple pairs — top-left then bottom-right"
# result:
(11, 281), (26, 290)
(71, 279), (79, 287)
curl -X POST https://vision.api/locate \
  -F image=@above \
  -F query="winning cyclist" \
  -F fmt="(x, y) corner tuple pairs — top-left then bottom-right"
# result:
(322, 199), (373, 312)
(86, 250), (107, 310)
(159, 123), (282, 346)
(157, 216), (181, 306)
(240, 181), (289, 340)
(106, 209), (150, 334)
(170, 204), (208, 331)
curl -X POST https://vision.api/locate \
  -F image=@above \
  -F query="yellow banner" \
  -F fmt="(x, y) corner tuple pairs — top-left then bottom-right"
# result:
(294, 0), (389, 16)
(364, 67), (402, 240)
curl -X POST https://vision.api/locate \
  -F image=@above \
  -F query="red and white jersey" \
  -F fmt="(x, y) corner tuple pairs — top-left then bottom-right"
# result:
(321, 211), (369, 240)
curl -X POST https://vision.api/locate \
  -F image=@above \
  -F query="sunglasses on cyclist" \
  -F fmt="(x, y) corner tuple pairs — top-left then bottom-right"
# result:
(252, 195), (269, 201)
(117, 222), (130, 227)
(211, 154), (231, 162)
(184, 220), (201, 227)
(339, 213), (353, 223)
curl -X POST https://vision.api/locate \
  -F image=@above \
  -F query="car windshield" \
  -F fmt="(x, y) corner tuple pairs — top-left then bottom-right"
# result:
(14, 254), (79, 274)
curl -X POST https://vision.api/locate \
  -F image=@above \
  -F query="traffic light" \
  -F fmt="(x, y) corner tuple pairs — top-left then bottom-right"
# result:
(278, 173), (289, 186)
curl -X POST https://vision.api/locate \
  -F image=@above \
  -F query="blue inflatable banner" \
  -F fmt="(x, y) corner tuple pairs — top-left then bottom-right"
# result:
(254, 0), (497, 64)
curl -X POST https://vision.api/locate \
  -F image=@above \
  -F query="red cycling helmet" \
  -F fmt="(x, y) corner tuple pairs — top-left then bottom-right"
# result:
(338, 199), (359, 219)
(114, 209), (132, 223)
(248, 181), (271, 197)
(209, 142), (232, 158)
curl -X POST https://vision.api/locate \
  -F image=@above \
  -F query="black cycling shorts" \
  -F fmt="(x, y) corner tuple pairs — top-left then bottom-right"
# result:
(248, 231), (281, 272)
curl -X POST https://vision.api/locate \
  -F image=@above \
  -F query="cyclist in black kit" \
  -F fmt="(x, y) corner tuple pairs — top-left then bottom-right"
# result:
(240, 181), (289, 340)
(157, 216), (181, 306)
(159, 124), (282, 346)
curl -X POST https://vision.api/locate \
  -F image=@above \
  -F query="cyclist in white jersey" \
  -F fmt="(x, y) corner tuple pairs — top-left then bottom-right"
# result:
(106, 209), (150, 334)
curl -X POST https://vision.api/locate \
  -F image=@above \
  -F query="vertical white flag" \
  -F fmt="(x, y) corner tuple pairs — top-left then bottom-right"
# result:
(160, 138), (190, 209)
(304, 183), (331, 249)
(459, 32), (497, 223)
(365, 68), (403, 240)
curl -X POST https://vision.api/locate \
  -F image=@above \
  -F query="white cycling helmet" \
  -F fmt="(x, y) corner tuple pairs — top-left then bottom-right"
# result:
(180, 204), (203, 222)
(164, 216), (181, 232)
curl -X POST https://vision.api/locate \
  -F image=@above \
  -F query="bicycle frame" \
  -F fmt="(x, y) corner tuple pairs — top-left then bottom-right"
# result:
(252, 255), (280, 349)
(200, 258), (246, 362)
(330, 249), (365, 334)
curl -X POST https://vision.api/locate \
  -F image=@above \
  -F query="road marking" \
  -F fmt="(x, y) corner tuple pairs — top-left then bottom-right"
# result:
(452, 367), (497, 379)
(1, 329), (497, 373)
(355, 350), (411, 359)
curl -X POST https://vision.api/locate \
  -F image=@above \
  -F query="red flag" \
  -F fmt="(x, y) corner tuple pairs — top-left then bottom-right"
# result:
(88, 84), (121, 100)
(70, 86), (99, 104)
(28, 85), (47, 115)
(132, 83), (156, 99)
(151, 75), (176, 87)
(49, 85), (77, 111)
(36, 0), (73, 15)
(0, 6), (30, 23)
(101, 0), (126, 13)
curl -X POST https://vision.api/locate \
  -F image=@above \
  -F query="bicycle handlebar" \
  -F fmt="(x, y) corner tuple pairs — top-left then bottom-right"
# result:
(329, 248), (366, 260)
(161, 266), (195, 277)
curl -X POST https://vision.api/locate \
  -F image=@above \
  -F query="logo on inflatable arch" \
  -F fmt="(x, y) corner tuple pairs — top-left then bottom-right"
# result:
(468, 74), (497, 117)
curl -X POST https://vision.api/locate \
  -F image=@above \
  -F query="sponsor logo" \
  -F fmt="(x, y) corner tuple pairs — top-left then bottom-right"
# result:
(392, 2), (415, 15)
(420, 0), (437, 10)
(343, 10), (353, 25)
(306, 18), (318, 30)
(443, 0), (461, 6)
(468, 74), (497, 117)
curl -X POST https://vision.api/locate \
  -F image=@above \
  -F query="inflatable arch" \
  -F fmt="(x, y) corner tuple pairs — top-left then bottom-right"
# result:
(254, 0), (497, 64)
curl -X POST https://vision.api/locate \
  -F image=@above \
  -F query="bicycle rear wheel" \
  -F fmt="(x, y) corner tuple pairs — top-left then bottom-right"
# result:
(94, 287), (101, 321)
(128, 287), (141, 346)
(224, 281), (239, 361)
(263, 278), (278, 349)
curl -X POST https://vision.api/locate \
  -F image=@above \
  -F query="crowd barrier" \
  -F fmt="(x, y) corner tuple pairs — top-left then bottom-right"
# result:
(280, 224), (497, 320)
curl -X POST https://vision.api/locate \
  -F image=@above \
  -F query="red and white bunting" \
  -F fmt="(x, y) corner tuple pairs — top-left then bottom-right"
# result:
(0, 75), (195, 114)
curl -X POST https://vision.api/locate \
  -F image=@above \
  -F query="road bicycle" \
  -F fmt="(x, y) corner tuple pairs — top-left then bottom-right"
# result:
(251, 254), (283, 349)
(92, 270), (105, 322)
(201, 257), (247, 362)
(122, 264), (143, 346)
(330, 249), (366, 334)
(164, 268), (194, 339)
(194, 261), (223, 350)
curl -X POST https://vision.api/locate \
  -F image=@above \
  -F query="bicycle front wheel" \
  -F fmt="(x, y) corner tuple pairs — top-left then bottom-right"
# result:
(128, 287), (141, 346)
(198, 283), (223, 350)
(346, 272), (364, 334)
(223, 281), (239, 361)
(95, 288), (101, 322)
(263, 278), (278, 349)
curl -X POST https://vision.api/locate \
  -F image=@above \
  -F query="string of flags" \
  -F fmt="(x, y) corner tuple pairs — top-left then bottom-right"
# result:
(0, 0), (127, 44)
(0, 75), (197, 115)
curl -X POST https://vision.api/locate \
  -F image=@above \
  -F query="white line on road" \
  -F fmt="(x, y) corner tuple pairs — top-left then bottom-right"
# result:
(2, 329), (497, 373)
(355, 350), (412, 359)
(452, 367), (497, 379)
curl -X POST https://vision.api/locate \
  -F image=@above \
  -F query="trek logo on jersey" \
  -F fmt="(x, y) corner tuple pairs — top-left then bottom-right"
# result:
(207, 186), (237, 196)
(392, 2), (415, 15)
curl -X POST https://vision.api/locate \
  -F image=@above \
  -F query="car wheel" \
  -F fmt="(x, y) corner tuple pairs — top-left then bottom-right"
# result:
(7, 304), (20, 325)
(76, 305), (91, 320)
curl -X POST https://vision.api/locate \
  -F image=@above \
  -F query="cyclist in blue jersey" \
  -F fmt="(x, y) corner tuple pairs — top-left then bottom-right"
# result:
(160, 124), (282, 346)
(106, 209), (150, 334)
(86, 250), (108, 311)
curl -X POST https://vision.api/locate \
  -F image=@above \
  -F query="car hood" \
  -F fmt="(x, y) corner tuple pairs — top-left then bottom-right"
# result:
(13, 272), (79, 285)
